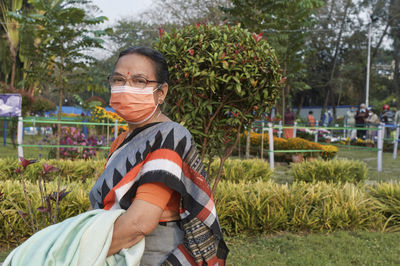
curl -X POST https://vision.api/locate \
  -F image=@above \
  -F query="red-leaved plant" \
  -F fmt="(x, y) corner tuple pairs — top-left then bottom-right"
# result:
(14, 157), (70, 235)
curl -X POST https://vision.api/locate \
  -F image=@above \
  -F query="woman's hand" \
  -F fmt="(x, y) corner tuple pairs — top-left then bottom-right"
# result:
(107, 199), (163, 256)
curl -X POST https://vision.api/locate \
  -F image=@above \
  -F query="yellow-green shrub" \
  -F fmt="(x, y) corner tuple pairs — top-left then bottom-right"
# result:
(209, 158), (272, 184)
(320, 145), (338, 160)
(0, 159), (106, 182)
(292, 159), (368, 183)
(368, 182), (400, 232)
(215, 180), (382, 235)
(2, 179), (400, 243)
(0, 179), (93, 245)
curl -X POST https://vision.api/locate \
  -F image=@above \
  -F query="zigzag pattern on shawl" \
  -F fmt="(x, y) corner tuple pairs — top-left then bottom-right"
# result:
(101, 127), (188, 210)
(91, 123), (228, 265)
(162, 146), (228, 265)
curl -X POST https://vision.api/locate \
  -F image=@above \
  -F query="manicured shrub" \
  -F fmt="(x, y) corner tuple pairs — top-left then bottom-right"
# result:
(292, 159), (368, 183)
(31, 96), (57, 115)
(241, 133), (338, 159)
(90, 106), (128, 133)
(368, 182), (400, 232)
(0, 159), (106, 182)
(0, 179), (93, 245)
(215, 181), (383, 235)
(320, 145), (338, 160)
(2, 179), (400, 242)
(208, 158), (272, 184)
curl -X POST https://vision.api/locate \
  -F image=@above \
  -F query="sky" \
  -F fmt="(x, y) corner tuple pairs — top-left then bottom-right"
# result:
(90, 0), (155, 58)
(94, 0), (154, 25)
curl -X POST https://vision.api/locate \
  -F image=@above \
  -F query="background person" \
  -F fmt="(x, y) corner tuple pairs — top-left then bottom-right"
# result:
(355, 103), (368, 139)
(366, 108), (380, 141)
(321, 107), (333, 127)
(307, 110), (316, 127)
(284, 107), (295, 138)
(395, 108), (400, 125)
(345, 105), (357, 139)
(380, 104), (395, 139)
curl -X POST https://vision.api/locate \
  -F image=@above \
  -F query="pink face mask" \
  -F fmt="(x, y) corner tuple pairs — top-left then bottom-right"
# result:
(110, 85), (159, 124)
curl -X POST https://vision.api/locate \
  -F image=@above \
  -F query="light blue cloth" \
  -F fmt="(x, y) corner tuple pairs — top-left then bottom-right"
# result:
(4, 209), (145, 266)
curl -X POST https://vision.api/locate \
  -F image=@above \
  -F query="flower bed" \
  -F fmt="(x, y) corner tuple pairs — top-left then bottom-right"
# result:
(241, 132), (338, 160)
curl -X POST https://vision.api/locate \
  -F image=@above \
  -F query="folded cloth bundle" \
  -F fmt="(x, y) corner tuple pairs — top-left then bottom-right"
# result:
(4, 209), (145, 266)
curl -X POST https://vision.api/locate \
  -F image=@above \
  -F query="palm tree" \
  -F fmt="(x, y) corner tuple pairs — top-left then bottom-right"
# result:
(0, 0), (22, 89)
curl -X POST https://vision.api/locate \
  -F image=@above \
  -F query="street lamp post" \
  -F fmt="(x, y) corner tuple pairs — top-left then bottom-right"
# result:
(365, 22), (372, 108)
(365, 15), (378, 108)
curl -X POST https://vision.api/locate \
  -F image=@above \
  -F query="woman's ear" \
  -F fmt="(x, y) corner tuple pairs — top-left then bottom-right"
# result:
(157, 83), (168, 104)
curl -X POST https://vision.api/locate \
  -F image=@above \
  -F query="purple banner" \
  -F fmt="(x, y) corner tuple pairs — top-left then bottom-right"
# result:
(0, 94), (22, 117)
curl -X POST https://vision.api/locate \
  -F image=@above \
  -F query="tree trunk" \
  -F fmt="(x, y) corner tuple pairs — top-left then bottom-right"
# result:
(393, 37), (400, 108)
(57, 85), (63, 160)
(56, 59), (64, 160)
(323, 0), (351, 119)
(245, 126), (251, 159)
(10, 56), (16, 89)
(8, 44), (17, 89)
(296, 93), (305, 116)
(212, 126), (241, 193)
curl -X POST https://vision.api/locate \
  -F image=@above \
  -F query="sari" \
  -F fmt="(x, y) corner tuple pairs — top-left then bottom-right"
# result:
(89, 121), (228, 265)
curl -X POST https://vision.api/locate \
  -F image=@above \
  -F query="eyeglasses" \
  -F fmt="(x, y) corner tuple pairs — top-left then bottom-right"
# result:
(108, 74), (160, 88)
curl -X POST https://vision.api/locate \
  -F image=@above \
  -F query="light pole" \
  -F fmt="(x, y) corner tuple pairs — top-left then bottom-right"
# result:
(365, 22), (372, 108)
(365, 15), (378, 108)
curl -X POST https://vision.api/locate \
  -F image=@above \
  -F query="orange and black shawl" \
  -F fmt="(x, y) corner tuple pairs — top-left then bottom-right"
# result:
(89, 121), (229, 265)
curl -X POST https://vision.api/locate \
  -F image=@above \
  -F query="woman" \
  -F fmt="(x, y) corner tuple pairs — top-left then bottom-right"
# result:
(89, 47), (228, 265)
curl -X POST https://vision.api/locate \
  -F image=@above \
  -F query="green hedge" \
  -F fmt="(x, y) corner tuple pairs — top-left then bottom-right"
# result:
(209, 158), (272, 184)
(0, 179), (93, 245)
(0, 159), (106, 182)
(2, 179), (400, 244)
(292, 159), (368, 183)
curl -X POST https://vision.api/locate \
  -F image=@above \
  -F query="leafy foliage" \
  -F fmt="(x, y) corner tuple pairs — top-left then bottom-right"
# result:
(208, 158), (272, 184)
(156, 23), (283, 190)
(0, 158), (106, 182)
(222, 0), (324, 102)
(31, 96), (57, 115)
(156, 23), (282, 189)
(7, 178), (400, 241)
(48, 127), (100, 160)
(292, 159), (368, 183)
(0, 179), (92, 244)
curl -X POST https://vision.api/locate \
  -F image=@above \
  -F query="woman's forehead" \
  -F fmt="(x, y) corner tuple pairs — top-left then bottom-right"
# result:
(114, 54), (156, 78)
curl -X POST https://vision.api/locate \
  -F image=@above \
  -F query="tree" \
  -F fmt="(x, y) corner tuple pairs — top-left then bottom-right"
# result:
(222, 0), (324, 116)
(156, 23), (283, 191)
(299, 0), (396, 117)
(142, 0), (231, 25)
(389, 0), (400, 107)
(0, 0), (23, 89)
(16, 0), (108, 158)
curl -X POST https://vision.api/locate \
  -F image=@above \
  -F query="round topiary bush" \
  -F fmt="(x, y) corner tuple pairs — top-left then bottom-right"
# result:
(156, 23), (283, 190)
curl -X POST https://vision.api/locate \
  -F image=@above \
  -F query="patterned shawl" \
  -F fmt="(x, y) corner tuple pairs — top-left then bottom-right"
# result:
(89, 121), (229, 265)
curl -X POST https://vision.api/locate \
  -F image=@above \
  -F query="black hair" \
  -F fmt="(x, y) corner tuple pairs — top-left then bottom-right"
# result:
(117, 46), (169, 84)
(309, 111), (313, 114)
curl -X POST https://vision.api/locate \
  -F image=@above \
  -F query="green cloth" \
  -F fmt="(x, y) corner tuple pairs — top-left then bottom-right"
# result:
(4, 209), (145, 266)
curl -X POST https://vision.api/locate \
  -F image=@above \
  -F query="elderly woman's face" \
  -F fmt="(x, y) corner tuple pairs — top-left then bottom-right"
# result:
(113, 53), (167, 104)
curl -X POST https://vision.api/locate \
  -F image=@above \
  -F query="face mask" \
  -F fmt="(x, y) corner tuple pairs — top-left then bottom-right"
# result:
(110, 85), (159, 124)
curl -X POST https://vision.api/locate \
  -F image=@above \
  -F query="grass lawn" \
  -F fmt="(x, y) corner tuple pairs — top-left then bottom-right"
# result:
(2, 231), (400, 264)
(337, 148), (400, 182)
(226, 231), (400, 265)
